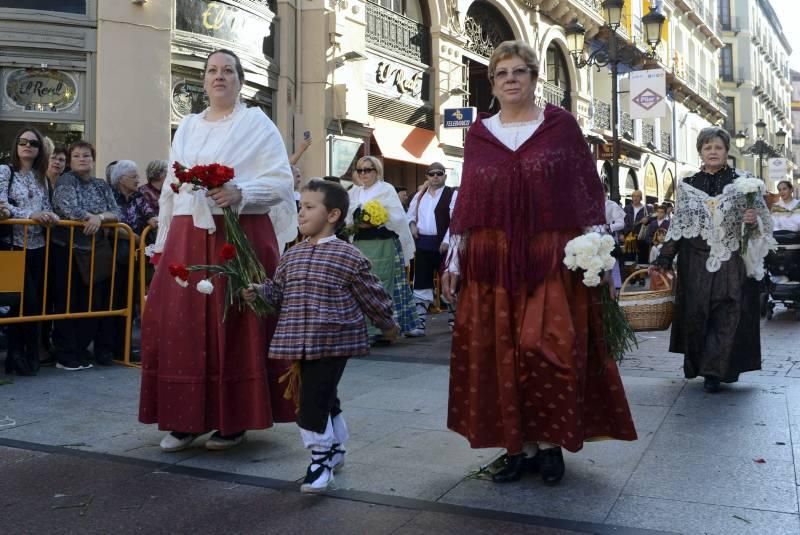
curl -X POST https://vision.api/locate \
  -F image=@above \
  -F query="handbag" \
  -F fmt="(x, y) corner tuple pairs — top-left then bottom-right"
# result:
(74, 234), (114, 285)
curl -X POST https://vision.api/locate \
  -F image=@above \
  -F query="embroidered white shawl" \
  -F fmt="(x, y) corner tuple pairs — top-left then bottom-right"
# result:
(153, 103), (297, 253)
(667, 175), (776, 279)
(347, 180), (416, 265)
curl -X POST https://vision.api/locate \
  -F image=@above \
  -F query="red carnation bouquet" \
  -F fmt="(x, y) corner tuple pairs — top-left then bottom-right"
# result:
(169, 162), (273, 319)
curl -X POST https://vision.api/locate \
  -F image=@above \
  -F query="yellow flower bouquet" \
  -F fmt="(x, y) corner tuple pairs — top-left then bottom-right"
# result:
(359, 200), (389, 227)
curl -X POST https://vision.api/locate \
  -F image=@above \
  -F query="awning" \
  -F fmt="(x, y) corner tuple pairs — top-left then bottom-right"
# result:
(372, 118), (447, 166)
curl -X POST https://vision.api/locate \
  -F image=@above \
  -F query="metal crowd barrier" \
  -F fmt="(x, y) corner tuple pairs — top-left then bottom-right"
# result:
(0, 219), (138, 366)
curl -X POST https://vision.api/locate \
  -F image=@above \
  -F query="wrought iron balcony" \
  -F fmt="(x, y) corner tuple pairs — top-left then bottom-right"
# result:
(538, 80), (571, 111)
(642, 122), (655, 146)
(660, 131), (672, 155)
(365, 1), (430, 65)
(593, 98), (611, 131)
(686, 66), (697, 90)
(621, 112), (633, 138)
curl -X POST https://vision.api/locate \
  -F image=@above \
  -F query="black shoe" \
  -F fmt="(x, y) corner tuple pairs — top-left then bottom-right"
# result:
(538, 447), (565, 486)
(703, 376), (721, 393)
(492, 453), (532, 483)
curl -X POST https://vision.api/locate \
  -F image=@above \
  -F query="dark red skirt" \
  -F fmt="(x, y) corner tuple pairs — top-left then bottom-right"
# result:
(138, 214), (296, 434)
(448, 229), (637, 454)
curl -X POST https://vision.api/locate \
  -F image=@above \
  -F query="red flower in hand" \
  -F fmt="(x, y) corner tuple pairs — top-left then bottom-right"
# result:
(219, 243), (236, 262)
(168, 263), (189, 281)
(170, 182), (180, 194)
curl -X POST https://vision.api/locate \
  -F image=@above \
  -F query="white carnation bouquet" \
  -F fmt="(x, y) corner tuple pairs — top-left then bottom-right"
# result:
(732, 175), (765, 257)
(563, 232), (637, 362)
(563, 233), (617, 287)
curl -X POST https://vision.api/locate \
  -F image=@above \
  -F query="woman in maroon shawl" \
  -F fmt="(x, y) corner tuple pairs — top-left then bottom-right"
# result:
(442, 41), (636, 485)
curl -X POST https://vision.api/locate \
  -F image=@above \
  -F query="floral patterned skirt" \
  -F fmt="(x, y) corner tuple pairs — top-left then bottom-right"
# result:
(448, 229), (637, 454)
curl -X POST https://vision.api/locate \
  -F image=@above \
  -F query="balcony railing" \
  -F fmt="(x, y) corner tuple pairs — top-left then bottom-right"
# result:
(687, 66), (697, 90)
(642, 123), (655, 146)
(698, 75), (709, 100)
(660, 131), (672, 155)
(621, 112), (633, 137)
(538, 80), (571, 110)
(365, 1), (430, 65)
(594, 98), (611, 131)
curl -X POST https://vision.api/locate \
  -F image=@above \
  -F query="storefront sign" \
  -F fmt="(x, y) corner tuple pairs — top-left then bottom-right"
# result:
(375, 60), (424, 97)
(172, 81), (209, 118)
(5, 69), (77, 112)
(443, 107), (477, 128)
(176, 0), (272, 54)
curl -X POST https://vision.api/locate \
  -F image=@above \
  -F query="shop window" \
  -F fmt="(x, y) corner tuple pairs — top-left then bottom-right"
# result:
(0, 0), (85, 13)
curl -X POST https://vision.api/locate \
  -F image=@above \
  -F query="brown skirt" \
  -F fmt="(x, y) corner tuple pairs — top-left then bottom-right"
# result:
(448, 229), (637, 454)
(138, 215), (296, 434)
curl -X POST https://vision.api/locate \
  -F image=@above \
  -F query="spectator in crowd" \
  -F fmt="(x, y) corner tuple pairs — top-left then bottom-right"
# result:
(0, 127), (59, 376)
(139, 159), (167, 218)
(110, 160), (157, 236)
(51, 141), (122, 370)
(45, 145), (68, 203)
(623, 190), (651, 264)
(406, 162), (457, 337)
(645, 204), (670, 247)
(771, 180), (800, 232)
(395, 186), (410, 210)
(289, 132), (312, 166)
(347, 156), (418, 342)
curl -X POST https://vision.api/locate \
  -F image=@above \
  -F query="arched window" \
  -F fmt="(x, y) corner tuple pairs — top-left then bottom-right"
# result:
(626, 170), (638, 191)
(544, 43), (572, 110)
(463, 1), (515, 60)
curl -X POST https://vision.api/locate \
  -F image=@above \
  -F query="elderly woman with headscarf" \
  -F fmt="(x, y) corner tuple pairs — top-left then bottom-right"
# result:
(347, 156), (417, 340)
(651, 127), (772, 393)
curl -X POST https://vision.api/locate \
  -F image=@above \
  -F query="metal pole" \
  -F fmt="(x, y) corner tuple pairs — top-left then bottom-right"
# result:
(610, 32), (620, 203)
(759, 150), (763, 181)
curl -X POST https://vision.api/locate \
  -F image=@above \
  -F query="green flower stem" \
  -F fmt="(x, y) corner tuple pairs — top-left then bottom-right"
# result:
(600, 284), (638, 362)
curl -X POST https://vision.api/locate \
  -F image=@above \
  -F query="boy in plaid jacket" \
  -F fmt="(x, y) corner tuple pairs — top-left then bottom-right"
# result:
(243, 179), (399, 493)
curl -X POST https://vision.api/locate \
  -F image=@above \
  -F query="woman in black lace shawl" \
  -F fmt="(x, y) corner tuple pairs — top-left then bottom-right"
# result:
(652, 127), (761, 393)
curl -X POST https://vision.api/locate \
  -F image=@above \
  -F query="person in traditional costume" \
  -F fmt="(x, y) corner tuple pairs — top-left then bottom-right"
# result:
(771, 180), (800, 232)
(651, 127), (771, 393)
(406, 161), (458, 336)
(243, 179), (399, 493)
(347, 156), (417, 340)
(441, 40), (637, 486)
(139, 49), (298, 452)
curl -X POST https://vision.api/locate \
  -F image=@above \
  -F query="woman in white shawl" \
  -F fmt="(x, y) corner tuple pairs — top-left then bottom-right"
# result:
(347, 156), (417, 340)
(771, 180), (800, 232)
(139, 49), (298, 452)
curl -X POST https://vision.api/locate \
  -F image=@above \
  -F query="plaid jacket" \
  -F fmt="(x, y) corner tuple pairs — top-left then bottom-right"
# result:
(259, 236), (397, 360)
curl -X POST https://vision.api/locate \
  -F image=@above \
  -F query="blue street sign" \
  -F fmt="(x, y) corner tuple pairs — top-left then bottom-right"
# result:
(443, 107), (477, 128)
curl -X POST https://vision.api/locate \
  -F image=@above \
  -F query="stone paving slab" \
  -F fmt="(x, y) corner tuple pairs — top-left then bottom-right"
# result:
(2, 312), (800, 533)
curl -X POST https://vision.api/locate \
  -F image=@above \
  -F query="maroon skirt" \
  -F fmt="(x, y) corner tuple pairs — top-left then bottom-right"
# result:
(139, 214), (296, 434)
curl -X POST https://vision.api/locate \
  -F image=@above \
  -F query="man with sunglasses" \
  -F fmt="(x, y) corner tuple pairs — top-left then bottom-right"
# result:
(406, 162), (457, 337)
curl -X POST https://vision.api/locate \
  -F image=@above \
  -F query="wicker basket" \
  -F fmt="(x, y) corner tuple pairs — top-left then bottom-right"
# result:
(619, 269), (674, 331)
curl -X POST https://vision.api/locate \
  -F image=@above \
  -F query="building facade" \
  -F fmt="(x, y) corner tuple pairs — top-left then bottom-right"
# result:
(719, 0), (792, 187)
(0, 1), (283, 172)
(5, 0), (788, 204)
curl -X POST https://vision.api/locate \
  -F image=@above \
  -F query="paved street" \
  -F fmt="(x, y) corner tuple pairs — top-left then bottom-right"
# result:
(2, 308), (800, 534)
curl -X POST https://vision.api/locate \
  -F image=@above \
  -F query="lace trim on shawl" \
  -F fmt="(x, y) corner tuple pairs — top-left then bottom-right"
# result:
(666, 180), (776, 279)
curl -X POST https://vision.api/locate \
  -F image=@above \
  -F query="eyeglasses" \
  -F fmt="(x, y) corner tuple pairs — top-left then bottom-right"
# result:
(490, 66), (537, 82)
(17, 138), (41, 149)
(355, 167), (375, 174)
(427, 171), (445, 177)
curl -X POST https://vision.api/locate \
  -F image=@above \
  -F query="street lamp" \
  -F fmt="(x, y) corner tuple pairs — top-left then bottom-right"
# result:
(741, 120), (782, 181)
(566, 2), (666, 202)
